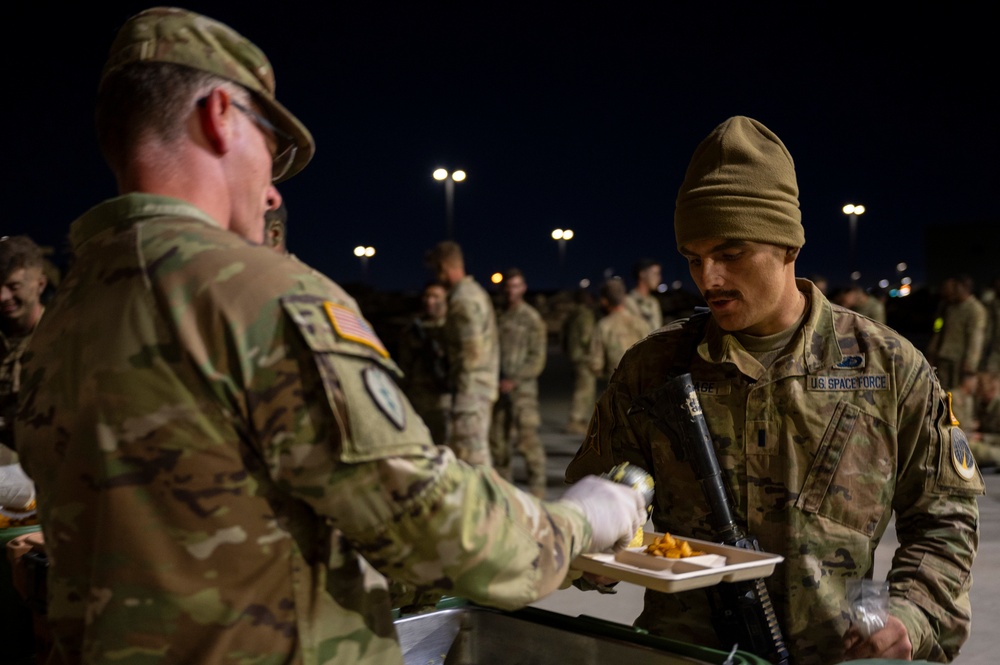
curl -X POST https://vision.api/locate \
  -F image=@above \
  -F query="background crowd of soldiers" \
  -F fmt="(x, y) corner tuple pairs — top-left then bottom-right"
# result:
(5, 233), (1000, 503)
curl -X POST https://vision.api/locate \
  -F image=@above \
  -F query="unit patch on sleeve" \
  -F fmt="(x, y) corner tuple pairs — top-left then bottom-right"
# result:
(323, 301), (389, 358)
(950, 428), (977, 481)
(362, 365), (406, 430)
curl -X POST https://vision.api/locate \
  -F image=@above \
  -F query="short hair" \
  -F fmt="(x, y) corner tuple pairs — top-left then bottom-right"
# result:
(632, 258), (660, 283)
(95, 62), (247, 175)
(600, 277), (628, 307)
(503, 267), (524, 282)
(0, 235), (45, 279)
(424, 241), (464, 270)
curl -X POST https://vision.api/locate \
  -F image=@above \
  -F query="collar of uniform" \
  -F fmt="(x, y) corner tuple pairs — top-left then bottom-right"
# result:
(694, 278), (843, 378)
(69, 193), (222, 252)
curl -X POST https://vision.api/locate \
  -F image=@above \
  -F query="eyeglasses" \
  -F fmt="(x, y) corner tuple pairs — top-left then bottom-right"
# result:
(197, 96), (297, 182)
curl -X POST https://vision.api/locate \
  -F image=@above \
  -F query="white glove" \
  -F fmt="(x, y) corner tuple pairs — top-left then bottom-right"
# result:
(559, 475), (647, 553)
(0, 463), (36, 510)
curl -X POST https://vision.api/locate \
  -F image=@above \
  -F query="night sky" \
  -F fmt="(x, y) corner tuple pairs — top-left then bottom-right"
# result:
(7, 2), (995, 296)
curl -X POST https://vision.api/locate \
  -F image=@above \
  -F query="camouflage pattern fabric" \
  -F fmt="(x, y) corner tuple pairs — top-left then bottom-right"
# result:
(0, 331), (32, 457)
(490, 301), (548, 495)
(16, 193), (593, 665)
(566, 280), (982, 665)
(928, 296), (988, 391)
(625, 289), (663, 332)
(396, 317), (452, 446)
(588, 308), (649, 380)
(854, 296), (887, 324)
(562, 304), (597, 427)
(444, 275), (499, 463)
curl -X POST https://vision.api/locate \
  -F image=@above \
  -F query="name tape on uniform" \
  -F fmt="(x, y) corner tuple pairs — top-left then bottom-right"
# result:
(808, 374), (888, 391)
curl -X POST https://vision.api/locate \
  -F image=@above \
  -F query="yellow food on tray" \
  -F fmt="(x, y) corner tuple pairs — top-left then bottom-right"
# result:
(628, 526), (645, 548)
(643, 533), (705, 558)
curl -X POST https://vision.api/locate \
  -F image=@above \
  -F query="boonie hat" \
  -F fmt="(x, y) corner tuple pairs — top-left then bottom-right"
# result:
(101, 6), (314, 182)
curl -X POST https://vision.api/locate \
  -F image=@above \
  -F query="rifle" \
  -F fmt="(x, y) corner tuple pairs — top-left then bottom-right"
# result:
(631, 372), (790, 665)
(410, 318), (450, 392)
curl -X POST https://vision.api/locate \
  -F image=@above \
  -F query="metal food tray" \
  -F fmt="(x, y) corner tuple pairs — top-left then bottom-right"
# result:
(571, 532), (784, 593)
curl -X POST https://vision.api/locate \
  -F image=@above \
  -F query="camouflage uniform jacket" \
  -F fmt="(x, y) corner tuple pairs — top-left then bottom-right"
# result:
(854, 297), (886, 324)
(928, 296), (988, 372)
(566, 280), (983, 664)
(562, 304), (596, 364)
(397, 315), (450, 398)
(0, 329), (33, 454)
(588, 308), (649, 379)
(445, 275), (500, 402)
(625, 289), (663, 332)
(16, 194), (592, 665)
(497, 301), (547, 396)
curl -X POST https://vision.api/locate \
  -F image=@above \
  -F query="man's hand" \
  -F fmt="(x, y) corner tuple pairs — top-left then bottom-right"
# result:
(559, 475), (647, 553)
(499, 378), (516, 393)
(842, 614), (912, 661)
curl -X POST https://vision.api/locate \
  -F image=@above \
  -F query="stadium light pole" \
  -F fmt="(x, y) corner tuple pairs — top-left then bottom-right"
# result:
(433, 168), (466, 240)
(843, 204), (865, 283)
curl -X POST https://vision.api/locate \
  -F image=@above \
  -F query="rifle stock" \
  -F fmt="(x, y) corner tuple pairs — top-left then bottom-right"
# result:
(633, 372), (790, 665)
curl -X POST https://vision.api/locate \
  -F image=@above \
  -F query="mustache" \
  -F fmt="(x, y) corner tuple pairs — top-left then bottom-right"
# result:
(703, 289), (742, 301)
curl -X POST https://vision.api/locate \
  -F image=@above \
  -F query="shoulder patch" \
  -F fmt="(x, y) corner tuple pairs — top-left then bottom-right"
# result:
(323, 301), (389, 358)
(362, 365), (406, 430)
(950, 428), (977, 481)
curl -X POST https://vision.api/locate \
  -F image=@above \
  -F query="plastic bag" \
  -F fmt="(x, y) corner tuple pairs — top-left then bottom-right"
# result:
(846, 579), (889, 638)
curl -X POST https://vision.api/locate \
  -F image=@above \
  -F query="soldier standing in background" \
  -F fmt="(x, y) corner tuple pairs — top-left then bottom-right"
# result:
(562, 287), (597, 434)
(566, 116), (981, 663)
(927, 275), (988, 393)
(14, 9), (648, 662)
(625, 257), (664, 332)
(424, 240), (500, 466)
(490, 268), (548, 497)
(1, 235), (48, 460)
(981, 276), (1000, 372)
(264, 199), (288, 253)
(397, 281), (452, 446)
(589, 277), (649, 380)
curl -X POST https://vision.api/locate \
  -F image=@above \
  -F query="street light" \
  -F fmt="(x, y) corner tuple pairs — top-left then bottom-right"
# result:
(353, 245), (375, 282)
(551, 228), (574, 287)
(433, 168), (467, 240)
(843, 204), (865, 283)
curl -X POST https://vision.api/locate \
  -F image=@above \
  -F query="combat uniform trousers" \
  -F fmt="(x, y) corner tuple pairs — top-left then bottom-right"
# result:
(449, 393), (494, 466)
(489, 381), (546, 497)
(567, 361), (595, 432)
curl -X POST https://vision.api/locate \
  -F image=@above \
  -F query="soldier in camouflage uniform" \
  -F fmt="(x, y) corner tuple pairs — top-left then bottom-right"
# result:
(562, 287), (597, 434)
(567, 116), (982, 664)
(264, 199), (289, 254)
(489, 269), (548, 497)
(625, 257), (664, 333)
(927, 275), (988, 394)
(588, 277), (650, 380)
(969, 370), (1000, 466)
(0, 235), (48, 460)
(424, 240), (500, 466)
(397, 281), (452, 446)
(14, 9), (648, 664)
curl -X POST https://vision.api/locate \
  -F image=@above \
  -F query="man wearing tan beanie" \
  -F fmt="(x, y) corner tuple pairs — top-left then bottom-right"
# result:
(568, 116), (982, 664)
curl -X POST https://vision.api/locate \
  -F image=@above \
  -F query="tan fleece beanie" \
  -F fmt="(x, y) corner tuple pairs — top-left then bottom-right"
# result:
(674, 116), (804, 250)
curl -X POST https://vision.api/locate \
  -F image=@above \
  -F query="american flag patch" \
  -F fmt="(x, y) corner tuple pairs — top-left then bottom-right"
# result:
(323, 301), (389, 358)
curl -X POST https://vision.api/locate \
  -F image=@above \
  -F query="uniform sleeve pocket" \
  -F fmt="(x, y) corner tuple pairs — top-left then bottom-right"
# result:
(796, 401), (894, 536)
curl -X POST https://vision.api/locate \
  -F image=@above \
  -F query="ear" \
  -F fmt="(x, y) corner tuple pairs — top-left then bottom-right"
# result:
(196, 88), (235, 156)
(785, 247), (800, 263)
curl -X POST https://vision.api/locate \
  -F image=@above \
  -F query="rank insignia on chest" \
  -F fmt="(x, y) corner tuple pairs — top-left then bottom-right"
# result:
(950, 428), (977, 481)
(323, 301), (389, 358)
(363, 366), (407, 430)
